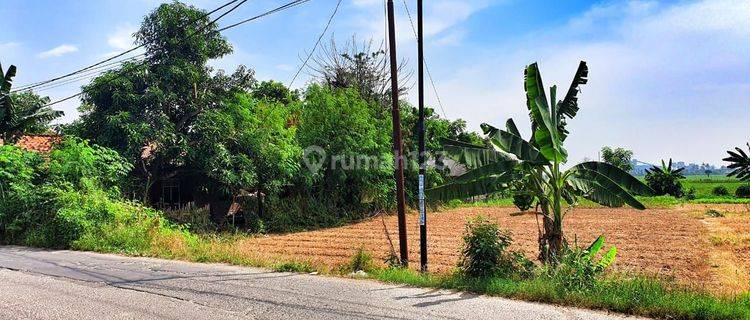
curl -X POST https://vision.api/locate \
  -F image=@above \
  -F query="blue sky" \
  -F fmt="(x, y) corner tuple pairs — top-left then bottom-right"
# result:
(1, 0), (748, 166)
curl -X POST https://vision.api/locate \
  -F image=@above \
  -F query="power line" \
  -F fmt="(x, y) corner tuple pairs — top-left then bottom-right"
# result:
(31, 56), (146, 93)
(12, 0), (243, 93)
(42, 0), (312, 108)
(401, 0), (447, 119)
(217, 0), (310, 32)
(289, 0), (342, 87)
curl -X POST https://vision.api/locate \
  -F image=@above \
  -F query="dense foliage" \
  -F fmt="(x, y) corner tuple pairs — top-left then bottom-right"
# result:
(427, 61), (652, 262)
(600, 146), (633, 172)
(68, 2), (254, 202)
(645, 159), (685, 197)
(1, 64), (64, 142)
(0, 139), (185, 249)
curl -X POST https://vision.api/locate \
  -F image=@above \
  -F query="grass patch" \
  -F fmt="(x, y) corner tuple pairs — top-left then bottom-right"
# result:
(372, 268), (750, 320)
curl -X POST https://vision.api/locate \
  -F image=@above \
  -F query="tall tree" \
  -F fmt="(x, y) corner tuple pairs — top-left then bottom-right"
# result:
(70, 2), (254, 201)
(1, 64), (63, 143)
(600, 146), (634, 172)
(190, 93), (301, 217)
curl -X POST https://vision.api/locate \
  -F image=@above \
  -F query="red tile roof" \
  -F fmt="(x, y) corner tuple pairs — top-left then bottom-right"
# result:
(14, 135), (62, 153)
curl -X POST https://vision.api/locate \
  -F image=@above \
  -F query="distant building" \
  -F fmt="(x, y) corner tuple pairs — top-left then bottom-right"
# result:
(630, 158), (729, 176)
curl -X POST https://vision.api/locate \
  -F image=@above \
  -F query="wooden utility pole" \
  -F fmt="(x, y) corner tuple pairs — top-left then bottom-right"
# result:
(387, 0), (409, 267)
(417, 0), (427, 273)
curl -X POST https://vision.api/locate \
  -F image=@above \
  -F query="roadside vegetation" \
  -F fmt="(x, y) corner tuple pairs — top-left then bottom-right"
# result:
(372, 217), (750, 320)
(2, 2), (750, 320)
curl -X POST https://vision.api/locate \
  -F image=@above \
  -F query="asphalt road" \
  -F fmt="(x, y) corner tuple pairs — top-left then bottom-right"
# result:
(0, 246), (641, 319)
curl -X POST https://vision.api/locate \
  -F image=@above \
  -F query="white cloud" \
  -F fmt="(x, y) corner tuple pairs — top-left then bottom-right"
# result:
(345, 0), (497, 45)
(276, 64), (294, 71)
(416, 0), (750, 165)
(107, 24), (137, 51)
(37, 44), (79, 58)
(432, 29), (465, 47)
(0, 42), (21, 49)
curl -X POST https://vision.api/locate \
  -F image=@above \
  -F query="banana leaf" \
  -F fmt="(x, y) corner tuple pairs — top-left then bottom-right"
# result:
(425, 173), (513, 202)
(453, 159), (518, 184)
(724, 145), (750, 181)
(524, 63), (565, 163)
(569, 169), (646, 210)
(557, 61), (588, 121)
(570, 161), (653, 195)
(490, 129), (548, 164)
(505, 118), (521, 137)
(441, 138), (512, 170)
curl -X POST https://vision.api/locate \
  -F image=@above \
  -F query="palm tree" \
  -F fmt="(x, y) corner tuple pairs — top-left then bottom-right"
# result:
(426, 61), (652, 263)
(1, 64), (63, 143)
(724, 143), (750, 181)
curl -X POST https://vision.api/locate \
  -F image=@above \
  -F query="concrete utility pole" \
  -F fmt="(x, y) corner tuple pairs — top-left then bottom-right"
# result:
(417, 0), (427, 272)
(386, 0), (409, 267)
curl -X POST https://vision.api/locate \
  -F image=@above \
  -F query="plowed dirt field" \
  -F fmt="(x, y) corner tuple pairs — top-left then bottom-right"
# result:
(233, 204), (749, 293)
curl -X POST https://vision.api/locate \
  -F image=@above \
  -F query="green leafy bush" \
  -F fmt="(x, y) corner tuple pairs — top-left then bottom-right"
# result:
(735, 185), (750, 198)
(712, 186), (730, 196)
(459, 216), (532, 278)
(1, 139), (187, 251)
(545, 235), (616, 290)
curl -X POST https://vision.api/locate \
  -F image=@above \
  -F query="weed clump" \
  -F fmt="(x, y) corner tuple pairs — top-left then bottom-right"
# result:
(712, 186), (729, 196)
(459, 215), (533, 278)
(349, 247), (374, 272)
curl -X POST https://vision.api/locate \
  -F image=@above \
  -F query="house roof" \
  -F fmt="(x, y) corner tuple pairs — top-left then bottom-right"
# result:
(13, 135), (62, 153)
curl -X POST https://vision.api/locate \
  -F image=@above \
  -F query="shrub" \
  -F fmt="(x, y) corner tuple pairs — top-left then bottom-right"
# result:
(736, 185), (750, 198)
(684, 187), (696, 200)
(349, 247), (374, 272)
(712, 186), (730, 196)
(460, 215), (532, 278)
(545, 235), (616, 290)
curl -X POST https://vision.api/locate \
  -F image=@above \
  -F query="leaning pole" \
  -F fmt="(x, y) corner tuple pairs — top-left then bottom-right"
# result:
(386, 0), (409, 267)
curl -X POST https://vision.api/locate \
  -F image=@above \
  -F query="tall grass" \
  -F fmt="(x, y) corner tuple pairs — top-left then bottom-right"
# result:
(372, 268), (750, 320)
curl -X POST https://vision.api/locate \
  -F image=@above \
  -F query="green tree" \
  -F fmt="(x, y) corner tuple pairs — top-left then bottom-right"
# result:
(252, 80), (299, 105)
(190, 93), (301, 217)
(292, 85), (394, 223)
(600, 146), (633, 172)
(69, 2), (254, 201)
(427, 61), (652, 263)
(1, 64), (63, 143)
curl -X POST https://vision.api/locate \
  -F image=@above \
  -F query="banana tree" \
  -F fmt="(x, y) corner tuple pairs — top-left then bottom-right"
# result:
(1, 64), (64, 143)
(426, 61), (653, 263)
